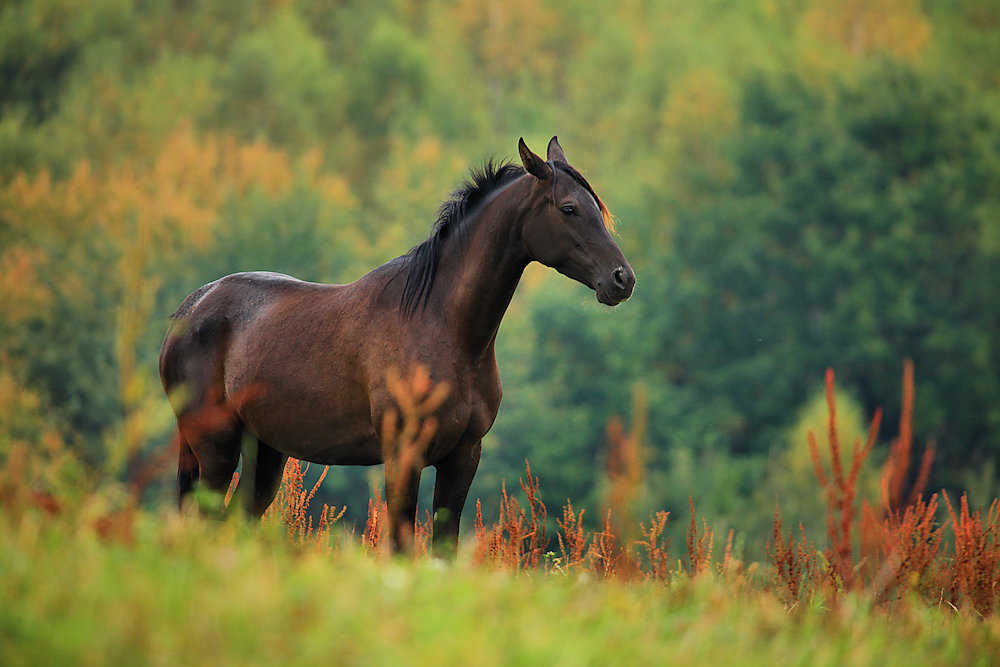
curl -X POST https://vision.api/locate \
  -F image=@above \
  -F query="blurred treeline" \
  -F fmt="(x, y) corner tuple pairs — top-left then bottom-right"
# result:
(2, 0), (999, 545)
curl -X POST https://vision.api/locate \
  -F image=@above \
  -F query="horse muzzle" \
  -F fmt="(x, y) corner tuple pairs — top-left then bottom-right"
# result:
(596, 264), (636, 306)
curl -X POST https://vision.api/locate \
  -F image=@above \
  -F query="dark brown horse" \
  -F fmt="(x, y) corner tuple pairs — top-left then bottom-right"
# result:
(159, 137), (635, 552)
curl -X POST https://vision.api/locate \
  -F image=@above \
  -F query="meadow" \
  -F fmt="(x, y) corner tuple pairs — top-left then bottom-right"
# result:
(3, 366), (1000, 667)
(4, 2), (1000, 665)
(4, 510), (999, 667)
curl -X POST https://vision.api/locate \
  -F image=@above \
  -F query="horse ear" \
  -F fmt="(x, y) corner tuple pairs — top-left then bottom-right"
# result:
(518, 137), (552, 181)
(546, 136), (568, 164)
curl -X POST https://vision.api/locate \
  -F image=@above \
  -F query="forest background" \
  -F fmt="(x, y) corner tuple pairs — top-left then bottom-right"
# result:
(2, 0), (999, 554)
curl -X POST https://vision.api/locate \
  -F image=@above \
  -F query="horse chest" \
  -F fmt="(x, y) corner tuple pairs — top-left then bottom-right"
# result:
(419, 371), (499, 463)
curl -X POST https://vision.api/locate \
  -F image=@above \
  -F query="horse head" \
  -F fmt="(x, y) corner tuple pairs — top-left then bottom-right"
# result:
(517, 136), (636, 306)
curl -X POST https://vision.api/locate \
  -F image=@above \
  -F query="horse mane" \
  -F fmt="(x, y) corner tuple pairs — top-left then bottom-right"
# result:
(399, 156), (612, 317)
(400, 159), (525, 317)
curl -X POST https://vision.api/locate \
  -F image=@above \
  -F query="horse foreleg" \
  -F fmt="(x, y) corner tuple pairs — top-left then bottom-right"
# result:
(384, 459), (422, 553)
(431, 440), (482, 557)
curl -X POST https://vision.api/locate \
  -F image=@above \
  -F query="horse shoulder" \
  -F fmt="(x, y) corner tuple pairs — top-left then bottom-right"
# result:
(441, 351), (502, 445)
(475, 353), (503, 424)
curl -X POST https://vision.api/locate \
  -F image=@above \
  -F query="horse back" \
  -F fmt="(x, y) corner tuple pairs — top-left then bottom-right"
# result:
(160, 272), (325, 389)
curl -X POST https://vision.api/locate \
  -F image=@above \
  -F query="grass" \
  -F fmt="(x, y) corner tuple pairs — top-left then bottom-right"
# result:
(4, 361), (1000, 665)
(3, 502), (1000, 667)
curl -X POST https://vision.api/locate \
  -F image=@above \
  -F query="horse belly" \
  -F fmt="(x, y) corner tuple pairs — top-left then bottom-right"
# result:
(223, 295), (387, 465)
(241, 396), (384, 466)
(228, 349), (383, 466)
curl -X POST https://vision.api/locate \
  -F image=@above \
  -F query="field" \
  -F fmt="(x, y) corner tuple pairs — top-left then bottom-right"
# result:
(3, 369), (1000, 667)
(4, 496), (1000, 667)
(3, 2), (1000, 665)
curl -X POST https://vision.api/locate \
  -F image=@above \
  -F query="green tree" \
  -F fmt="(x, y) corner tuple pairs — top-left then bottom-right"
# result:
(656, 62), (1000, 479)
(216, 8), (345, 151)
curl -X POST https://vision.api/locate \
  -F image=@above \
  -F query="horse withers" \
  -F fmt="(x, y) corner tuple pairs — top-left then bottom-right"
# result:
(159, 136), (635, 553)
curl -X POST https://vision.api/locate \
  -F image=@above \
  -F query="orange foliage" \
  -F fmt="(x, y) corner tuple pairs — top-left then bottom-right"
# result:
(11, 357), (1000, 614)
(635, 510), (671, 582)
(363, 485), (389, 556)
(807, 367), (880, 590)
(683, 497), (715, 577)
(380, 364), (451, 550)
(865, 493), (944, 604)
(0, 247), (53, 324)
(857, 359), (941, 603)
(587, 508), (621, 579)
(1, 123), (359, 471)
(555, 499), (589, 572)
(943, 492), (1000, 617)
(760, 360), (1000, 615)
(473, 461), (549, 572)
(605, 413), (642, 540)
(262, 459), (346, 547)
(1, 124), (353, 311)
(767, 511), (819, 607)
(881, 358), (935, 513)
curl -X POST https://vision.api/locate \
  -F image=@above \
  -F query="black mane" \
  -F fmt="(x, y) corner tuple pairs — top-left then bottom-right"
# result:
(400, 159), (526, 317)
(398, 157), (610, 317)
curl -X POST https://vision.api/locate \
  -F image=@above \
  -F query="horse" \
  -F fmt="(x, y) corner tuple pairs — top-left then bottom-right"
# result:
(159, 136), (635, 553)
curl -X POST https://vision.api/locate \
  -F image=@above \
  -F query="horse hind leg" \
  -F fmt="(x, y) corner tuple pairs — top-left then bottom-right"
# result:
(173, 388), (244, 513)
(162, 309), (265, 515)
(176, 436), (200, 509)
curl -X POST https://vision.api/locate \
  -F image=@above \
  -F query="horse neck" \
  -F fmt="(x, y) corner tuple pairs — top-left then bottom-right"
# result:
(431, 176), (533, 356)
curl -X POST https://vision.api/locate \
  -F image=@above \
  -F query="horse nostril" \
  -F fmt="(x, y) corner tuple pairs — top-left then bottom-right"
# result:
(612, 267), (628, 290)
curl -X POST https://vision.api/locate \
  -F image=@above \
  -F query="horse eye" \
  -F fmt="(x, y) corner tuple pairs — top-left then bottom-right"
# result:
(560, 205), (576, 216)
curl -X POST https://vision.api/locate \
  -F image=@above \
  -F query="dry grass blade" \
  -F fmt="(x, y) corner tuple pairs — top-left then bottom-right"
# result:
(683, 497), (713, 577)
(767, 509), (818, 607)
(636, 510), (671, 582)
(807, 367), (878, 591)
(942, 491), (1000, 617)
(555, 500), (589, 572)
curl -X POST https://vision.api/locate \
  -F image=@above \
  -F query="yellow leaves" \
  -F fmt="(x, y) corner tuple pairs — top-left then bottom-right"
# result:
(145, 129), (222, 245)
(2, 125), (345, 265)
(447, 0), (561, 82)
(4, 164), (99, 238)
(2, 122), (360, 318)
(0, 367), (64, 454)
(99, 127), (249, 252)
(799, 0), (931, 65)
(0, 371), (41, 429)
(298, 146), (356, 211)
(0, 247), (52, 325)
(369, 134), (465, 256)
(379, 135), (456, 200)
(660, 67), (738, 157)
(315, 174), (355, 210)
(5, 169), (53, 212)
(662, 67), (737, 135)
(218, 134), (294, 198)
(657, 66), (738, 198)
(0, 163), (101, 332)
(1, 122), (363, 463)
(411, 135), (442, 166)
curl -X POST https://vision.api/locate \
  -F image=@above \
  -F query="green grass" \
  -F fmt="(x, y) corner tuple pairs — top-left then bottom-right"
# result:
(3, 499), (1000, 667)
